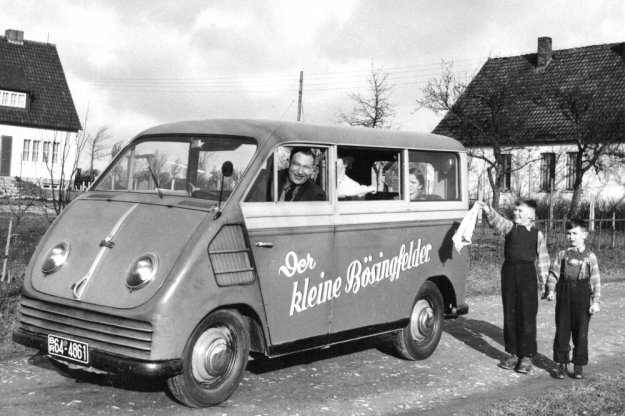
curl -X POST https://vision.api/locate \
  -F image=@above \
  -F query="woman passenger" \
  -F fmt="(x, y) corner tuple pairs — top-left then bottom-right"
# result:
(408, 168), (425, 200)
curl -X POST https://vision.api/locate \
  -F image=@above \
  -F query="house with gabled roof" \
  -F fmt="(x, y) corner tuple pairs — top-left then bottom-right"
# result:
(0, 28), (82, 194)
(434, 37), (625, 206)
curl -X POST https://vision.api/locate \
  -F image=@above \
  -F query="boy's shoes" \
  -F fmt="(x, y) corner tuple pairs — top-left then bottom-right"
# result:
(555, 363), (567, 379)
(574, 365), (583, 379)
(498, 354), (518, 370)
(515, 357), (532, 374)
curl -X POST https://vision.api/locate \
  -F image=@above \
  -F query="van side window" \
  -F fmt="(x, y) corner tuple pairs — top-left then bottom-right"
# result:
(336, 146), (401, 201)
(408, 151), (460, 201)
(245, 146), (328, 202)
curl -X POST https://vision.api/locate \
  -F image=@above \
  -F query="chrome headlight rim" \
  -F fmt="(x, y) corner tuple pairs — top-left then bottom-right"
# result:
(41, 241), (71, 275)
(125, 253), (159, 292)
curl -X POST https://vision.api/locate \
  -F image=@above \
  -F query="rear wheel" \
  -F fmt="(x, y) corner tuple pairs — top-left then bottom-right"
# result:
(167, 310), (250, 407)
(393, 281), (444, 360)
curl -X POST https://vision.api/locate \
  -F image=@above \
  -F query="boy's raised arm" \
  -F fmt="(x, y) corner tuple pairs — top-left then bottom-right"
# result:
(476, 201), (513, 234)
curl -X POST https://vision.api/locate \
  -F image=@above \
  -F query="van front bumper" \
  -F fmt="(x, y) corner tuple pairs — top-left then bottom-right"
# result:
(13, 327), (183, 377)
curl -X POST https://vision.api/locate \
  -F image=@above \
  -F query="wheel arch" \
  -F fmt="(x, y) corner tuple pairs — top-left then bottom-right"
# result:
(209, 303), (267, 356)
(426, 275), (457, 316)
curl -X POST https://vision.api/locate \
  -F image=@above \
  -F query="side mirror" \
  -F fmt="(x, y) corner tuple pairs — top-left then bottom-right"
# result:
(222, 161), (234, 178)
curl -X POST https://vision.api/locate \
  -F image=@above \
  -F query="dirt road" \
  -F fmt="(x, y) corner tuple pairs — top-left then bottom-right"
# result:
(2, 282), (624, 416)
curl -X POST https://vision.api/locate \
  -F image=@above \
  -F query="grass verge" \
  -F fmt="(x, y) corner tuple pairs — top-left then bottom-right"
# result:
(482, 365), (625, 416)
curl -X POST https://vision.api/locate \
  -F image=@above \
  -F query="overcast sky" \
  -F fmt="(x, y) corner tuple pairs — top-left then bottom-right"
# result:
(1, 0), (624, 167)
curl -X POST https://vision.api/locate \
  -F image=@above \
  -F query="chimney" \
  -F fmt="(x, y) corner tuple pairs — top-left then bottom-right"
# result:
(537, 37), (552, 68)
(5, 29), (24, 45)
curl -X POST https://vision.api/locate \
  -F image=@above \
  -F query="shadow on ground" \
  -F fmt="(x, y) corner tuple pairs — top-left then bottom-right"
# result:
(28, 352), (165, 392)
(444, 317), (557, 374)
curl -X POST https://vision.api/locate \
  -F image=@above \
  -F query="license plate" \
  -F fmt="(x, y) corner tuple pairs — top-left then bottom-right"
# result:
(47, 334), (89, 365)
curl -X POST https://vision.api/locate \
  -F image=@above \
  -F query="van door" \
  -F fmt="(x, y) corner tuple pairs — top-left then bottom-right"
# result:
(241, 146), (335, 349)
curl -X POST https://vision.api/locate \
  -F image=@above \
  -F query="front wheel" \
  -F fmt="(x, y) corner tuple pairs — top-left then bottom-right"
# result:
(167, 309), (250, 407)
(392, 281), (444, 360)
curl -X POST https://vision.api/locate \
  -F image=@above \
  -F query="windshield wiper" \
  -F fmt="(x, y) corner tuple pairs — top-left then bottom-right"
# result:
(147, 165), (164, 199)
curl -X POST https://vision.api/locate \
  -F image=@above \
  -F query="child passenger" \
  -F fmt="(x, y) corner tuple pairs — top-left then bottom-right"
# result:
(547, 219), (601, 379)
(477, 199), (550, 373)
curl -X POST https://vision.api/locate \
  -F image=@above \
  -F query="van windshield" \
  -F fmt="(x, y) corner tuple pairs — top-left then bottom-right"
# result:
(93, 136), (257, 200)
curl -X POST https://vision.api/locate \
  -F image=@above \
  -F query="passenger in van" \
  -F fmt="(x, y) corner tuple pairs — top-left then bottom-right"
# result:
(336, 157), (377, 198)
(408, 168), (426, 201)
(278, 147), (326, 202)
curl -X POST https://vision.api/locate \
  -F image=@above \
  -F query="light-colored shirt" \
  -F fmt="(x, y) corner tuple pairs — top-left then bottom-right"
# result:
(547, 247), (601, 303)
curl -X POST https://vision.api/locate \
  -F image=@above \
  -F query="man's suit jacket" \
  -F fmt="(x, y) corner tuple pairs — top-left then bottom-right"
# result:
(277, 169), (326, 201)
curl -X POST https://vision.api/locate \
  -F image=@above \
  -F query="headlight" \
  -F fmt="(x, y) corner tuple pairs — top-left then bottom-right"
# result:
(42, 241), (71, 275)
(126, 254), (158, 292)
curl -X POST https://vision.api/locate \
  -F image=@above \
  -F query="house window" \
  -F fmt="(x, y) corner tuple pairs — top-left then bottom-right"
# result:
(22, 140), (31, 161)
(0, 89), (27, 109)
(540, 153), (556, 192)
(566, 152), (577, 190)
(43, 141), (50, 163)
(32, 141), (40, 162)
(498, 154), (512, 190)
(52, 142), (60, 164)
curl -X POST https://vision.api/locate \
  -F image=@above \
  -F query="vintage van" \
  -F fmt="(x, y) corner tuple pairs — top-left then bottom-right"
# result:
(14, 119), (469, 407)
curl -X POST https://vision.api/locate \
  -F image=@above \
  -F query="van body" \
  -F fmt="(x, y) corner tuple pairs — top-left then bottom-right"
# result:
(14, 119), (469, 407)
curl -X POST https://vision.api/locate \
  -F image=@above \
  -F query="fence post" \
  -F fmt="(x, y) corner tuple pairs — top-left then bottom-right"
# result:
(589, 196), (595, 231)
(1, 219), (13, 283)
(612, 212), (617, 249)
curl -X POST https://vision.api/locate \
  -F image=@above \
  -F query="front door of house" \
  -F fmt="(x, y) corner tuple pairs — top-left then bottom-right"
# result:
(0, 136), (12, 176)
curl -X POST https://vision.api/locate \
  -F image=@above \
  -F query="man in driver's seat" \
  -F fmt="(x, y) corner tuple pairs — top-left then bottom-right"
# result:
(278, 147), (326, 202)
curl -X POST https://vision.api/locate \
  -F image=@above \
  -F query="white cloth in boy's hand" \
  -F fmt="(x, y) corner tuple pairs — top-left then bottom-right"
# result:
(452, 203), (482, 253)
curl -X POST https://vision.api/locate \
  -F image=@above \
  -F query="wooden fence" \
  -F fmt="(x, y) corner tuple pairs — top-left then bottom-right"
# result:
(470, 217), (625, 262)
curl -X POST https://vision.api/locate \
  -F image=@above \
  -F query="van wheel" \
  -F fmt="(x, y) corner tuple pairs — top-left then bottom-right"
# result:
(167, 310), (250, 407)
(393, 281), (443, 360)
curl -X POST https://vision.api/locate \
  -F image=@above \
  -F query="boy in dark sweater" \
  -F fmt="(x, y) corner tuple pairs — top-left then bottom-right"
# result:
(547, 219), (601, 379)
(477, 199), (550, 373)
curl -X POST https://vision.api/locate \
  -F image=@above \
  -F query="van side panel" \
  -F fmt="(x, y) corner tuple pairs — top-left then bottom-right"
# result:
(330, 216), (466, 335)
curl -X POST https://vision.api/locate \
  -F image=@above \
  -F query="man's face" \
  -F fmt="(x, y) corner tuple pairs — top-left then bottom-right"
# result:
(288, 152), (314, 185)
(567, 226), (588, 249)
(513, 203), (534, 225)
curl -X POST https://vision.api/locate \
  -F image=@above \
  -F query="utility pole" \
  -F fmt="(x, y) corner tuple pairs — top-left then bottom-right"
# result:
(297, 71), (303, 122)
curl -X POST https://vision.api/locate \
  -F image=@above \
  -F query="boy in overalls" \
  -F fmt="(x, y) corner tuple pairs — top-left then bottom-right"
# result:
(478, 199), (550, 373)
(547, 219), (601, 379)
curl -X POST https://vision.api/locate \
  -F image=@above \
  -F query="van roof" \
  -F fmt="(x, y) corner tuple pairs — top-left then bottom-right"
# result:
(137, 118), (466, 152)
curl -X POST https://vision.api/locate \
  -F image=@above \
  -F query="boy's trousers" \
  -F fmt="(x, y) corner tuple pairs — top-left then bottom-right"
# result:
(554, 279), (591, 365)
(501, 262), (538, 357)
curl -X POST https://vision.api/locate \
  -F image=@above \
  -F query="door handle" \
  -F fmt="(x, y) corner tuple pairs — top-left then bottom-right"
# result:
(255, 242), (274, 248)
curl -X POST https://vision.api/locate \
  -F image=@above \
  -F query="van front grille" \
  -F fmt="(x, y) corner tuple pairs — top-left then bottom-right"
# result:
(19, 296), (153, 360)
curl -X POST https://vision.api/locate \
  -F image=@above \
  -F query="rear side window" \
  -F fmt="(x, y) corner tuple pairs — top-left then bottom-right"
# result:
(408, 150), (460, 201)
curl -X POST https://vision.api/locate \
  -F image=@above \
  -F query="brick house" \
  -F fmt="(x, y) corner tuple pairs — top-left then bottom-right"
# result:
(434, 37), (625, 206)
(0, 29), (81, 193)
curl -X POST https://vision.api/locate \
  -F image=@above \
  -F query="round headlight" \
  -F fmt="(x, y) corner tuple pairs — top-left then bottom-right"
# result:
(42, 241), (71, 275)
(126, 254), (158, 292)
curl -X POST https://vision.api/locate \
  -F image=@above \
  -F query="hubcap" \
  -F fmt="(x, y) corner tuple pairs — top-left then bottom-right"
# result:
(192, 327), (234, 384)
(410, 299), (434, 342)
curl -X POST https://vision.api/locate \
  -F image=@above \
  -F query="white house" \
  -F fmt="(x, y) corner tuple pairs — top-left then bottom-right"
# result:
(0, 29), (81, 193)
(434, 37), (625, 208)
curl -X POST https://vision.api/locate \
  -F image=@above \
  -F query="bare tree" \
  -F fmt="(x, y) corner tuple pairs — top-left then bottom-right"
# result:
(545, 86), (625, 218)
(41, 107), (90, 216)
(86, 126), (111, 181)
(110, 140), (124, 160)
(417, 61), (539, 209)
(337, 64), (396, 129)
